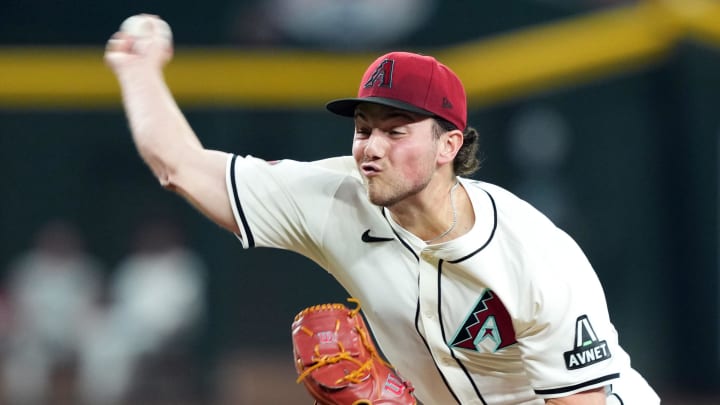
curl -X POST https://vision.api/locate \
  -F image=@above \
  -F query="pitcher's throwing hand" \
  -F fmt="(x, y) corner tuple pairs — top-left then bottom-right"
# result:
(105, 14), (173, 74)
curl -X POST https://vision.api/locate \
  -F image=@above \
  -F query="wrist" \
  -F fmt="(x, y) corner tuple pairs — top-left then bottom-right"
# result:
(118, 63), (164, 78)
(116, 64), (166, 87)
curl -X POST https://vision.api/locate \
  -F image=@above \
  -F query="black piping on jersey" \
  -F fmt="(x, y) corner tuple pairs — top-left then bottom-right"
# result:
(379, 186), (497, 402)
(606, 384), (625, 404)
(438, 259), (488, 405)
(229, 155), (255, 248)
(534, 373), (620, 395)
(608, 392), (624, 405)
(434, 187), (619, 401)
(427, 187), (496, 403)
(380, 208), (418, 261)
(381, 209), (461, 403)
(413, 296), (462, 404)
(448, 188), (497, 264)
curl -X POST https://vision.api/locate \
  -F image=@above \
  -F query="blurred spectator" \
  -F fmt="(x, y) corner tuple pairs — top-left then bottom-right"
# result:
(78, 217), (206, 404)
(230, 0), (437, 49)
(2, 219), (104, 404)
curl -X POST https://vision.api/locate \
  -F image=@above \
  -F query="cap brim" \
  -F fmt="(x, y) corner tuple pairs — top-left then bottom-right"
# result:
(326, 97), (434, 118)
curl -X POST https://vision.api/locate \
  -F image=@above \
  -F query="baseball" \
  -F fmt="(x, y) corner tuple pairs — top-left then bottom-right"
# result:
(119, 14), (172, 41)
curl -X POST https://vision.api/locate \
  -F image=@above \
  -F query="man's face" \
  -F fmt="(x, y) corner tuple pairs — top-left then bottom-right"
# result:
(351, 103), (439, 207)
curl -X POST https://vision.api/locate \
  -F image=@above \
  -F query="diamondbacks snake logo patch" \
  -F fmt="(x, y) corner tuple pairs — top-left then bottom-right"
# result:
(449, 289), (517, 353)
(563, 315), (612, 369)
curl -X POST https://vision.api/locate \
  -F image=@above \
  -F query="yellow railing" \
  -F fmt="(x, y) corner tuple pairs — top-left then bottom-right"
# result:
(0, 0), (718, 109)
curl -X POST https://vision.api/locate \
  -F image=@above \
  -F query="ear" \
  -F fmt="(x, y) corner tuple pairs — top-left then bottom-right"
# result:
(437, 129), (464, 166)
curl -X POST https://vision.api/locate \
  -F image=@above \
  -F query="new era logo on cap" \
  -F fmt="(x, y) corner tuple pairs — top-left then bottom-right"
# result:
(326, 52), (467, 130)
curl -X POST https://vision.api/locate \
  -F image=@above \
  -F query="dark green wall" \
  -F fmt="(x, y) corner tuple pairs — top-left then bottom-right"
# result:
(1, 1), (719, 396)
(2, 45), (719, 391)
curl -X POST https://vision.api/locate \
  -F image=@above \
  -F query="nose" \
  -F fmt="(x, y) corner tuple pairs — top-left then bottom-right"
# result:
(363, 130), (386, 159)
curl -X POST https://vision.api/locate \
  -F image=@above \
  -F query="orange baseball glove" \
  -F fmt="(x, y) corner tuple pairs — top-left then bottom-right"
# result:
(291, 299), (416, 405)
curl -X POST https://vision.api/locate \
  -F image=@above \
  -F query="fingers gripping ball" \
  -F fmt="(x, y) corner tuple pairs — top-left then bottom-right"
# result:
(292, 299), (416, 405)
(120, 14), (173, 43)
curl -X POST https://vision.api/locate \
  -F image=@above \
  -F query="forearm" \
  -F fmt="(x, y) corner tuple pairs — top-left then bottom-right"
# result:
(117, 66), (202, 188)
(107, 16), (238, 233)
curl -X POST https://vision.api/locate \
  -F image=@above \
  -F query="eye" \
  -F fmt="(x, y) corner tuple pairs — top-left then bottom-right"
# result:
(355, 127), (371, 137)
(388, 126), (407, 136)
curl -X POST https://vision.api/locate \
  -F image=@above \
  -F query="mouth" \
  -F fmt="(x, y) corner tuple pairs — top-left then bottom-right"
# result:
(360, 162), (381, 177)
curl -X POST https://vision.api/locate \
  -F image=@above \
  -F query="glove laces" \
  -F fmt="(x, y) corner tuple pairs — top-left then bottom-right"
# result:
(295, 298), (393, 385)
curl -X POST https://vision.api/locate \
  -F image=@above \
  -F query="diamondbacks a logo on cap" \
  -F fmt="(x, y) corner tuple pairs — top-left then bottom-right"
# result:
(364, 59), (394, 89)
(442, 97), (453, 109)
(563, 315), (612, 370)
(448, 289), (517, 353)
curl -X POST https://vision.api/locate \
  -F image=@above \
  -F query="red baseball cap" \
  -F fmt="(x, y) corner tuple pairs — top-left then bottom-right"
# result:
(326, 52), (467, 130)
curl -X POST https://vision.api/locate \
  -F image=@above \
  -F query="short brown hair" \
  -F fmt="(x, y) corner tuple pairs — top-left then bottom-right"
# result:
(433, 118), (482, 177)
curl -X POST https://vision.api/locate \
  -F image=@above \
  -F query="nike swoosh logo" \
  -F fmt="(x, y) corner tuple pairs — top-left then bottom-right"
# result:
(361, 229), (394, 243)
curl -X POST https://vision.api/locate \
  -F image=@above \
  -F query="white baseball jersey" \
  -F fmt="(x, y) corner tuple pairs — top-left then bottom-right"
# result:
(226, 154), (660, 405)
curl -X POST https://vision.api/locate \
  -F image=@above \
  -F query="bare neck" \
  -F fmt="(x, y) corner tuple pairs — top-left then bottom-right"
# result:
(388, 177), (474, 244)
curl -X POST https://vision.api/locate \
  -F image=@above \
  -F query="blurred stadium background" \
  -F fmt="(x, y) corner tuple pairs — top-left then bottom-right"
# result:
(1, 0), (719, 403)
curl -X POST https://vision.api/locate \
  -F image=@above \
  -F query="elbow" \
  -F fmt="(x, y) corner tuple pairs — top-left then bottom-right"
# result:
(153, 161), (182, 191)
(143, 147), (200, 194)
(133, 126), (204, 189)
(159, 175), (176, 190)
(138, 148), (179, 190)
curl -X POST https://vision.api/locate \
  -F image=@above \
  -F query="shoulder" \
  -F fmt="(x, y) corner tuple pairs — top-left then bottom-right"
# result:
(232, 155), (358, 178)
(463, 179), (546, 216)
(461, 178), (564, 243)
(228, 155), (367, 208)
(461, 178), (519, 201)
(308, 156), (359, 174)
